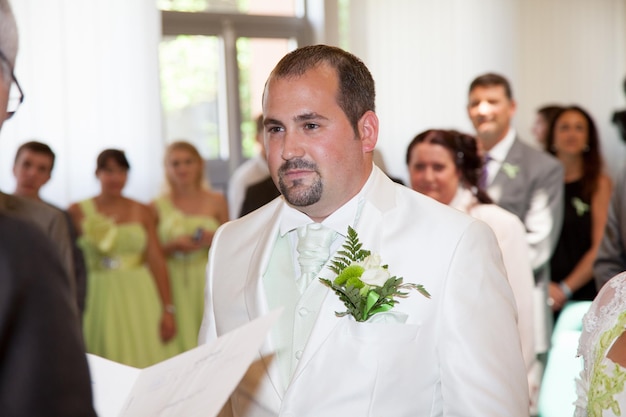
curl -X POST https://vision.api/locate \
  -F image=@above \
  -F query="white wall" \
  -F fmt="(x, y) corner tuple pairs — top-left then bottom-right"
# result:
(0, 0), (164, 207)
(348, 0), (626, 184)
(518, 0), (626, 180)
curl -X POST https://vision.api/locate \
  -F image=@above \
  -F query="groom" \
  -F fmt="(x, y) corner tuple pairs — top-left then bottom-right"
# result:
(199, 45), (528, 416)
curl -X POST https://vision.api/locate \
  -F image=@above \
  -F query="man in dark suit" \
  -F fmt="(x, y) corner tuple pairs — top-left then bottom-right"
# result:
(0, 1), (96, 415)
(594, 165), (626, 289)
(12, 140), (87, 314)
(239, 175), (281, 217)
(0, 192), (79, 303)
(0, 141), (78, 310)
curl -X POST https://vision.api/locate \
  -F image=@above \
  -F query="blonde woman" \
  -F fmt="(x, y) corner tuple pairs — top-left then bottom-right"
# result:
(151, 141), (228, 352)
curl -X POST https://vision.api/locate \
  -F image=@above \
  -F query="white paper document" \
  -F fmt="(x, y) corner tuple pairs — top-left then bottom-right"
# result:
(88, 309), (281, 417)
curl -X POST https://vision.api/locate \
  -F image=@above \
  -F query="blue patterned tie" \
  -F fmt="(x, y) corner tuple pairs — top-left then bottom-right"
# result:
(296, 223), (336, 293)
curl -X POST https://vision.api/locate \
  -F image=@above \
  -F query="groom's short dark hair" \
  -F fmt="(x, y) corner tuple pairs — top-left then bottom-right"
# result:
(266, 44), (376, 134)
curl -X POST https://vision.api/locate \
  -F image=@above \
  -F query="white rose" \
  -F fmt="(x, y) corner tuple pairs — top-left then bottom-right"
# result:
(360, 253), (382, 269)
(360, 268), (391, 287)
(358, 254), (390, 287)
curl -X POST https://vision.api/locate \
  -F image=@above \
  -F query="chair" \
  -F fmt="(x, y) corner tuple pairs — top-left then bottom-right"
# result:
(538, 301), (592, 417)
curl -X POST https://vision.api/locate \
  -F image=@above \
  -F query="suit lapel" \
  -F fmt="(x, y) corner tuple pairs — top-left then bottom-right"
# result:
(242, 201), (287, 398)
(243, 206), (281, 320)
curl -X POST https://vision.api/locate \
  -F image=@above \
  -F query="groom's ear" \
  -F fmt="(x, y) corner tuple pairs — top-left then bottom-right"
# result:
(358, 110), (378, 153)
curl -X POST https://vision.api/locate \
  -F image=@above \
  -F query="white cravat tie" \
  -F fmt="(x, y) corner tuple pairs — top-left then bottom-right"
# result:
(296, 223), (336, 293)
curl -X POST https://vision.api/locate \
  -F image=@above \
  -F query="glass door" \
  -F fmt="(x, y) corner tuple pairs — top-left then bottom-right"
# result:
(158, 4), (311, 191)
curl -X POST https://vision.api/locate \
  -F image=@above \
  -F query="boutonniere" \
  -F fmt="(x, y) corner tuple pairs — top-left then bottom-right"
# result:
(501, 162), (520, 179)
(319, 226), (430, 322)
(571, 197), (590, 217)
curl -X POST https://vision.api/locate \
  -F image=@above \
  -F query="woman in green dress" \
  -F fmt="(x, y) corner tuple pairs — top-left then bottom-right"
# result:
(68, 149), (176, 368)
(151, 141), (228, 352)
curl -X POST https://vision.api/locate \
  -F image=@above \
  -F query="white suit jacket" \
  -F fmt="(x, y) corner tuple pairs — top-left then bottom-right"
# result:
(199, 167), (529, 417)
(450, 186), (536, 373)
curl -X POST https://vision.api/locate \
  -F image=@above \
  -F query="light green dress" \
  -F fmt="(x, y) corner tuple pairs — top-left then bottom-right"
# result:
(78, 198), (175, 368)
(153, 196), (219, 352)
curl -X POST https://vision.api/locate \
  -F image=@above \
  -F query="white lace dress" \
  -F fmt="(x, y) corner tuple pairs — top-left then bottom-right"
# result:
(575, 272), (626, 417)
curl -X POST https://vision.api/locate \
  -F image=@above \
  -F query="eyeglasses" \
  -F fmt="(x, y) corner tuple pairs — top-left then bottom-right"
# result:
(0, 48), (24, 119)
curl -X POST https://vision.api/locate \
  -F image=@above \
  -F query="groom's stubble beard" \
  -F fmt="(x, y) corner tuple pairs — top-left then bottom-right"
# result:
(278, 159), (323, 207)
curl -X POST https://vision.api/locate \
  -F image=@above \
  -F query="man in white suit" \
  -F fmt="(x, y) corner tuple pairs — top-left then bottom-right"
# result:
(200, 45), (528, 417)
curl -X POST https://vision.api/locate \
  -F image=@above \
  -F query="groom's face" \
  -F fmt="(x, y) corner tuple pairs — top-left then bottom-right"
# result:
(262, 63), (374, 221)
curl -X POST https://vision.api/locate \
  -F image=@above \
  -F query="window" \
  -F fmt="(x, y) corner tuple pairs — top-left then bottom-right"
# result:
(158, 0), (300, 16)
(160, 35), (221, 158)
(158, 1), (312, 191)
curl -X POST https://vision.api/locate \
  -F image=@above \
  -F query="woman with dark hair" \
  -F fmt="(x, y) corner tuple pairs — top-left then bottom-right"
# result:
(68, 149), (177, 367)
(150, 141), (228, 353)
(406, 129), (538, 409)
(545, 106), (612, 316)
